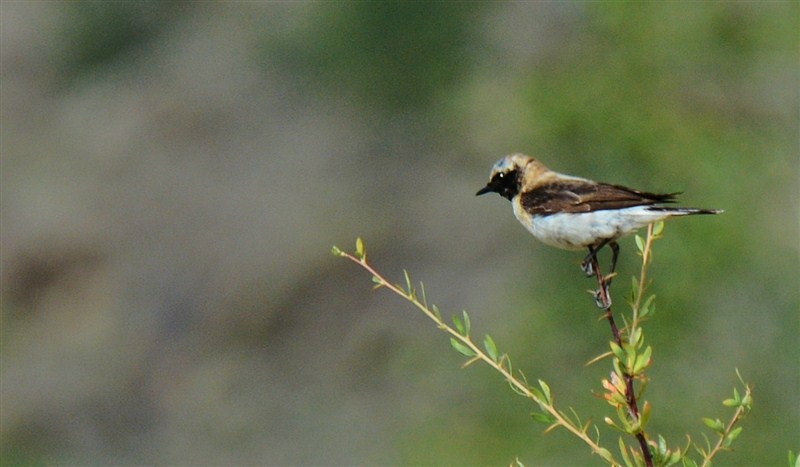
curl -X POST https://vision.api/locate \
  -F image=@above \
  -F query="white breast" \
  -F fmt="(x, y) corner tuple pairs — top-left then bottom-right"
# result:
(512, 202), (673, 250)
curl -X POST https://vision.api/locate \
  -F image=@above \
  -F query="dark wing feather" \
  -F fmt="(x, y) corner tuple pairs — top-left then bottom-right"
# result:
(521, 181), (678, 215)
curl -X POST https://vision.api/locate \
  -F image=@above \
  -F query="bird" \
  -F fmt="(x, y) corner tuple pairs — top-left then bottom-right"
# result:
(476, 153), (722, 276)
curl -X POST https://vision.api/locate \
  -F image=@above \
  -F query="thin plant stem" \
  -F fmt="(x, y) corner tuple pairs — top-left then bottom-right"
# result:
(701, 382), (753, 467)
(630, 223), (657, 334)
(336, 249), (619, 464)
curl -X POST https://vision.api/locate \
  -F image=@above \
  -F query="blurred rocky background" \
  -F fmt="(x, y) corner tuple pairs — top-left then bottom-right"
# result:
(1, 2), (797, 465)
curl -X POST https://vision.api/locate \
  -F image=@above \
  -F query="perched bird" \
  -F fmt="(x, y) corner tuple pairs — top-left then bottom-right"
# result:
(477, 153), (722, 275)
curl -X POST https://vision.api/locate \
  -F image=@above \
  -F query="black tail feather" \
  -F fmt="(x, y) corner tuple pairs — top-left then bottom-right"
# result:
(649, 207), (723, 215)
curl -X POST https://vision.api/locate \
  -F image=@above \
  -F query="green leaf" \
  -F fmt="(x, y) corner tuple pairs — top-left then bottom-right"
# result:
(531, 411), (556, 424)
(529, 387), (546, 404)
(724, 426), (743, 447)
(683, 456), (699, 467)
(699, 432), (712, 455)
(607, 390), (628, 407)
(507, 379), (528, 397)
(667, 450), (683, 466)
(633, 346), (653, 374)
(331, 245), (343, 256)
(403, 270), (413, 295)
(450, 338), (476, 357)
(619, 437), (635, 467)
(622, 343), (637, 371)
(610, 341), (626, 361)
(604, 417), (623, 432)
(640, 294), (656, 318)
(452, 314), (465, 335)
(615, 406), (634, 432)
(514, 366), (527, 385)
(640, 400), (652, 430)
(567, 406), (583, 428)
(612, 358), (624, 381)
(735, 368), (748, 386)
(597, 447), (614, 463)
(788, 450), (798, 467)
(657, 435), (668, 457)
(630, 326), (643, 348)
(484, 334), (498, 362)
(355, 237), (365, 259)
(431, 304), (442, 321)
(702, 417), (725, 434)
(538, 380), (552, 404)
(741, 392), (753, 409)
(635, 234), (645, 253)
(653, 220), (665, 236)
(462, 310), (471, 336)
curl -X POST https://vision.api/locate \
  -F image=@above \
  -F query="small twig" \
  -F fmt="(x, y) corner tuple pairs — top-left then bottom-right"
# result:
(630, 223), (657, 333)
(701, 379), (753, 467)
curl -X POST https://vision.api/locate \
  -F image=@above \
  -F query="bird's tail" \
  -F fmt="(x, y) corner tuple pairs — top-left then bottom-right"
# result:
(650, 207), (723, 215)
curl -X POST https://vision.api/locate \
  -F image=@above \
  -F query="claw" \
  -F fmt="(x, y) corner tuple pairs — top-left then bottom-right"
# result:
(593, 289), (611, 310)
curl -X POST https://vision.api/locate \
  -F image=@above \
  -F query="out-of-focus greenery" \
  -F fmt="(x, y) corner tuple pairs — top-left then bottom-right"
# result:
(1, 2), (796, 465)
(267, 2), (489, 113)
(59, 2), (187, 82)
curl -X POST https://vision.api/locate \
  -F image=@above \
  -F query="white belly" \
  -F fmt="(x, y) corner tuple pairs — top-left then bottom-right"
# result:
(512, 203), (672, 250)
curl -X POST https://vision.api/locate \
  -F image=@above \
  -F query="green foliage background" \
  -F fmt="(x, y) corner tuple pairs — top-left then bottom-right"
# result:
(2, 2), (797, 465)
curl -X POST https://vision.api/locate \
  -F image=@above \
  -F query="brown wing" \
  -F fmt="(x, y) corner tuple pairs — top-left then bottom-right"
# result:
(521, 181), (678, 215)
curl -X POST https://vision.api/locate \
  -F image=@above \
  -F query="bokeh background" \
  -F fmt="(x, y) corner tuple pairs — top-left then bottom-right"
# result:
(2, 2), (798, 465)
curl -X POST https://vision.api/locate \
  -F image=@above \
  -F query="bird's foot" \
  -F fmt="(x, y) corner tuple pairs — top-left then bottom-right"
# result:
(592, 277), (614, 309)
(592, 288), (612, 310)
(581, 259), (595, 277)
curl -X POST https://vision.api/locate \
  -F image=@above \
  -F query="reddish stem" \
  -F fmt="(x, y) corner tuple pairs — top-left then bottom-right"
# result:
(590, 255), (653, 467)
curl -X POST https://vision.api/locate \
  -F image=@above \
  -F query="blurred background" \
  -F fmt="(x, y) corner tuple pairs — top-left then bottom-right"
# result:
(1, 2), (797, 465)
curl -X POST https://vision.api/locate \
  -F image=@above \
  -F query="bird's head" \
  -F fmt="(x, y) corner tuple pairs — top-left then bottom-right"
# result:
(476, 153), (537, 201)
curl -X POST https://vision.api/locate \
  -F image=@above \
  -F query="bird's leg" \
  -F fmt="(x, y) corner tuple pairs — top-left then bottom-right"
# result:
(581, 238), (615, 277)
(605, 241), (620, 286)
(583, 240), (619, 310)
(597, 241), (621, 299)
(608, 241), (620, 273)
(589, 253), (612, 310)
(582, 238), (621, 275)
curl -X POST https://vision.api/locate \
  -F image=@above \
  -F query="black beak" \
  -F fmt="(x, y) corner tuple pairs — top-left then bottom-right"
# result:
(476, 184), (494, 196)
